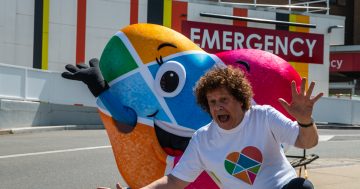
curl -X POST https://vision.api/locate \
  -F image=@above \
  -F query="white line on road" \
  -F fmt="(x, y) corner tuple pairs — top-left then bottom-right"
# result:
(0, 145), (111, 159)
(319, 135), (335, 141)
(0, 135), (345, 159)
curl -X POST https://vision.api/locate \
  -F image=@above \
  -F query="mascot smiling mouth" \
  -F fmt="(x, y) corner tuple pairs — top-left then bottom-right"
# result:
(153, 120), (191, 157)
(147, 109), (193, 157)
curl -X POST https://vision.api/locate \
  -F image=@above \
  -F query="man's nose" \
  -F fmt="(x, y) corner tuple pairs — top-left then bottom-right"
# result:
(214, 103), (224, 111)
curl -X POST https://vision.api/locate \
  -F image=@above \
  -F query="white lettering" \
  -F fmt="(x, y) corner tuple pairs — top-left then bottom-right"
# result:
(234, 32), (244, 49)
(330, 60), (343, 69)
(190, 28), (201, 46)
(264, 35), (274, 53)
(202, 29), (220, 50)
(337, 60), (343, 69)
(330, 60), (336, 68)
(188, 26), (321, 62)
(275, 36), (288, 55)
(290, 38), (304, 57)
(247, 34), (262, 49)
(306, 39), (316, 58)
(223, 31), (232, 50)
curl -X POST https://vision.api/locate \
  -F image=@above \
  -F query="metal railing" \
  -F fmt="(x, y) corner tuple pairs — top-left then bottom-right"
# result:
(290, 0), (329, 14)
(217, 0), (329, 14)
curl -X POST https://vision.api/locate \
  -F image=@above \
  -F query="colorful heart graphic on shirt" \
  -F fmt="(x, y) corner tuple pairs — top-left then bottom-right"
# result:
(224, 146), (263, 185)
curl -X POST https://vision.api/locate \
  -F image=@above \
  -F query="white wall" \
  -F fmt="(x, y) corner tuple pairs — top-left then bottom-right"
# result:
(85, 0), (131, 63)
(49, 0), (132, 70)
(0, 0), (133, 72)
(0, 0), (34, 68)
(188, 3), (234, 25)
(247, 10), (276, 29)
(48, 0), (77, 71)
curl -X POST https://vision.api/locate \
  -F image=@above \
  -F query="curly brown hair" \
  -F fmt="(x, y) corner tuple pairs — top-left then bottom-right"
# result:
(194, 66), (253, 114)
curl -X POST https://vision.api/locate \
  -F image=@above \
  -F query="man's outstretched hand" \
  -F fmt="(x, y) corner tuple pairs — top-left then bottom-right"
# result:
(278, 77), (323, 124)
(62, 58), (109, 97)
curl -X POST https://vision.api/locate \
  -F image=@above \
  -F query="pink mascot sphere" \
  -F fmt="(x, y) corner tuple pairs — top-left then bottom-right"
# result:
(217, 49), (302, 120)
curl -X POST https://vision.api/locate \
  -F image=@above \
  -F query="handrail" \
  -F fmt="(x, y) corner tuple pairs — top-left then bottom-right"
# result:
(290, 0), (329, 14)
(199, 12), (316, 28)
(217, 0), (329, 14)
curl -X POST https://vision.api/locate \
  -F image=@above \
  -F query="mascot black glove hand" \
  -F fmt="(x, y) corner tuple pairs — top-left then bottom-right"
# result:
(62, 58), (109, 97)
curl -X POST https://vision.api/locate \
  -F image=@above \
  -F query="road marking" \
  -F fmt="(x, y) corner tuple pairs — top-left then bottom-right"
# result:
(0, 145), (111, 159)
(0, 135), (348, 159)
(319, 135), (334, 141)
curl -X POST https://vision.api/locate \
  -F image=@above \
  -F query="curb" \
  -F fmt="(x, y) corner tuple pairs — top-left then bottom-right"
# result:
(317, 124), (360, 130)
(0, 125), (104, 135)
(308, 159), (360, 169)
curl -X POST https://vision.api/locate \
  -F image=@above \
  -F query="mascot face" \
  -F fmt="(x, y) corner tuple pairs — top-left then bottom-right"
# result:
(98, 24), (220, 188)
(97, 24), (301, 188)
(100, 24), (216, 136)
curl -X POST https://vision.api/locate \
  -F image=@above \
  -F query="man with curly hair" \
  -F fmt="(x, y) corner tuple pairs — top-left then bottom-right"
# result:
(141, 66), (323, 189)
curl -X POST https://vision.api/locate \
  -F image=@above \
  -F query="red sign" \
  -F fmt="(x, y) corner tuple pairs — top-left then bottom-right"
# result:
(330, 52), (360, 72)
(182, 21), (324, 64)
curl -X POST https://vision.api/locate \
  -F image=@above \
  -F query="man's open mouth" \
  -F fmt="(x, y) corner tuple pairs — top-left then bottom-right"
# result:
(218, 115), (230, 123)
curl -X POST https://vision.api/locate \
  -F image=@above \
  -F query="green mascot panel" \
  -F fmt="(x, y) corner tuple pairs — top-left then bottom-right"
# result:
(100, 36), (138, 82)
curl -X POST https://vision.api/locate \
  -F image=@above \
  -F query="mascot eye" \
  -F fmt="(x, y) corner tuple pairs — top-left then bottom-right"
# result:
(160, 71), (179, 92)
(155, 61), (186, 97)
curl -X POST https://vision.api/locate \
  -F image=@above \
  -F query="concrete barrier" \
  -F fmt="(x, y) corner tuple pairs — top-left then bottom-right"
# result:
(313, 97), (360, 125)
(0, 98), (102, 129)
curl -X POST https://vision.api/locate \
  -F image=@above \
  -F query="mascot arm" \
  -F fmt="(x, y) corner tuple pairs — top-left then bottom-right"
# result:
(97, 90), (137, 127)
(62, 58), (109, 97)
(62, 58), (136, 126)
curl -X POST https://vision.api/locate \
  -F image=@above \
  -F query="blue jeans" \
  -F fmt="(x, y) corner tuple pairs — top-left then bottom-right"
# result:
(281, 177), (314, 189)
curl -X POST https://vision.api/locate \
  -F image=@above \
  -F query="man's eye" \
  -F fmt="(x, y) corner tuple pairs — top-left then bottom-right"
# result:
(221, 98), (228, 103)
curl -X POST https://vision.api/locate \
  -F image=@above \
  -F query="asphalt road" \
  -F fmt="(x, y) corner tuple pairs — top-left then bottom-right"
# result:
(0, 130), (120, 189)
(287, 129), (360, 159)
(1, 129), (360, 189)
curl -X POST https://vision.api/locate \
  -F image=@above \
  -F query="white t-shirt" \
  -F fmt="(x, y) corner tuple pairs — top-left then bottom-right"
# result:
(171, 105), (299, 189)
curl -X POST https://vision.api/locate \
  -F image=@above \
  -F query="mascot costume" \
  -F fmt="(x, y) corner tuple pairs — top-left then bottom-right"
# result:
(62, 23), (301, 188)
